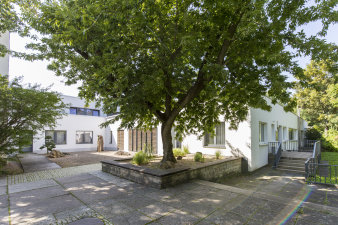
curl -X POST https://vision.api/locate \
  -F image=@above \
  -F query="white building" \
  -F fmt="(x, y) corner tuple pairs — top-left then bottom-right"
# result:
(0, 32), (10, 76)
(31, 95), (307, 172)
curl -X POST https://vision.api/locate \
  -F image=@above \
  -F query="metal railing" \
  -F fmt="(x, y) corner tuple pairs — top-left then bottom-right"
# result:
(268, 141), (279, 153)
(304, 141), (337, 185)
(272, 142), (282, 168)
(303, 139), (317, 149)
(282, 140), (298, 151)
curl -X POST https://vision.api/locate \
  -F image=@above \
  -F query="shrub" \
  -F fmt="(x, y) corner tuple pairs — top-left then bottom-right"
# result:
(215, 150), (221, 159)
(173, 148), (185, 157)
(143, 144), (154, 158)
(305, 128), (322, 140)
(39, 136), (56, 154)
(194, 152), (204, 162)
(183, 145), (190, 155)
(132, 151), (149, 165)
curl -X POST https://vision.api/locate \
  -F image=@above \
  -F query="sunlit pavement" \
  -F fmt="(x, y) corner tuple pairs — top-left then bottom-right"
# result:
(0, 166), (337, 225)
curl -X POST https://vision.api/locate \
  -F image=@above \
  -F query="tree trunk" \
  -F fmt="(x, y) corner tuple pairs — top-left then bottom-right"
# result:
(161, 122), (177, 163)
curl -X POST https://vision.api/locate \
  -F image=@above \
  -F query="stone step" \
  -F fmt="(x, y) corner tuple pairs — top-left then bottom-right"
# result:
(279, 158), (306, 163)
(278, 164), (305, 171)
(276, 168), (305, 175)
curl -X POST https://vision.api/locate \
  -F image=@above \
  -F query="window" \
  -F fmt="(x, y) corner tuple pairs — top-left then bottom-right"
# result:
(204, 122), (225, 147)
(69, 107), (100, 116)
(45, 130), (67, 145)
(259, 122), (267, 143)
(70, 107), (77, 115)
(92, 110), (100, 116)
(76, 131), (93, 144)
(289, 128), (296, 140)
(110, 131), (113, 144)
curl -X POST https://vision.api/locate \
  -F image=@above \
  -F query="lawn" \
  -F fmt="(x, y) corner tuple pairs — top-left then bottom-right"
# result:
(321, 152), (338, 165)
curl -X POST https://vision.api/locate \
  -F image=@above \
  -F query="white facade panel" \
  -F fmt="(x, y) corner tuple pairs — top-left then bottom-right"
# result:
(0, 32), (10, 76)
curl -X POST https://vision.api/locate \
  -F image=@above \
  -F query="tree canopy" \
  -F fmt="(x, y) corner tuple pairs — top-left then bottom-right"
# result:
(0, 75), (66, 158)
(296, 60), (337, 151)
(11, 0), (338, 164)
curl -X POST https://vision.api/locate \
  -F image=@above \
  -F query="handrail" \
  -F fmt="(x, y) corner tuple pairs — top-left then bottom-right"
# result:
(273, 142), (282, 168)
(312, 141), (321, 163)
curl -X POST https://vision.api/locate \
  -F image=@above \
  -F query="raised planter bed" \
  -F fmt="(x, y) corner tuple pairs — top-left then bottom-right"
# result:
(101, 157), (242, 189)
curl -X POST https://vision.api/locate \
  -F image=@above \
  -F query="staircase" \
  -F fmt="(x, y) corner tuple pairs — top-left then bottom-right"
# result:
(275, 151), (312, 174)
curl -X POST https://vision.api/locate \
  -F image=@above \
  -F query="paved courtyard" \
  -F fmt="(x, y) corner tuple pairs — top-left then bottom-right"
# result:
(0, 165), (337, 225)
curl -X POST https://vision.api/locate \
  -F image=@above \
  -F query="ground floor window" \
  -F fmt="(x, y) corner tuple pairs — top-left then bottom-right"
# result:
(45, 130), (67, 145)
(289, 128), (297, 140)
(259, 122), (267, 143)
(204, 122), (225, 147)
(76, 131), (93, 144)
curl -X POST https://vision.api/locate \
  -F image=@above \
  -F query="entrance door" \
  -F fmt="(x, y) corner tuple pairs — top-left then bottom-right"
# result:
(22, 132), (33, 152)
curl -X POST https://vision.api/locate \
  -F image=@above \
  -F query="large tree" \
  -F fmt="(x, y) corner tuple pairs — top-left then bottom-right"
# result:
(0, 75), (66, 158)
(296, 60), (337, 150)
(19, 0), (337, 165)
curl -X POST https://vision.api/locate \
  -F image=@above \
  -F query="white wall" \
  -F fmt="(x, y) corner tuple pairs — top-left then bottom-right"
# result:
(249, 97), (306, 171)
(33, 95), (113, 153)
(0, 32), (10, 76)
(33, 114), (108, 153)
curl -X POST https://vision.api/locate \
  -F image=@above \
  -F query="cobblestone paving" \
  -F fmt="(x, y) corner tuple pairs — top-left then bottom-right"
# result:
(1, 165), (337, 225)
(7, 164), (101, 185)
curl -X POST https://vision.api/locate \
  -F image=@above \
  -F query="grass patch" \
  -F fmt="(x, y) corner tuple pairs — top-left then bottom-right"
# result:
(307, 152), (338, 185)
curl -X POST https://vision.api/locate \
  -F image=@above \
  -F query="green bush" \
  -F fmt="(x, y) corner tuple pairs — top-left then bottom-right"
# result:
(194, 152), (204, 162)
(173, 148), (185, 157)
(183, 145), (190, 155)
(39, 136), (56, 154)
(132, 151), (149, 165)
(322, 129), (338, 152)
(143, 144), (154, 158)
(305, 128), (322, 140)
(215, 150), (221, 159)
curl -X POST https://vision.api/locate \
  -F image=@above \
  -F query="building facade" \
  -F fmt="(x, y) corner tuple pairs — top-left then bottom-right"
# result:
(0, 32), (10, 76)
(32, 95), (307, 172)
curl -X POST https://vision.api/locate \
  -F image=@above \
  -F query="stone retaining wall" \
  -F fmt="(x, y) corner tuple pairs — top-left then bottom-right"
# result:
(101, 157), (242, 189)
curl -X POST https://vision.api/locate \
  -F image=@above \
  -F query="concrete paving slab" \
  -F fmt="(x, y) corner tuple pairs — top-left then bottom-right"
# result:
(71, 184), (127, 204)
(8, 179), (57, 194)
(0, 177), (7, 187)
(68, 217), (104, 225)
(11, 194), (84, 217)
(0, 195), (8, 209)
(10, 213), (55, 225)
(108, 210), (153, 225)
(55, 173), (99, 185)
(19, 153), (60, 173)
(54, 205), (97, 224)
(198, 210), (247, 225)
(89, 199), (133, 218)
(0, 207), (9, 224)
(137, 201), (176, 219)
(62, 177), (110, 190)
(9, 185), (67, 209)
(0, 187), (6, 196)
(155, 209), (200, 225)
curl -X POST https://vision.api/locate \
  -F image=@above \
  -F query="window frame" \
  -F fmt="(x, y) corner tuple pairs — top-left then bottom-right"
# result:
(204, 122), (226, 148)
(45, 130), (67, 145)
(76, 131), (94, 144)
(259, 122), (267, 144)
(69, 107), (100, 117)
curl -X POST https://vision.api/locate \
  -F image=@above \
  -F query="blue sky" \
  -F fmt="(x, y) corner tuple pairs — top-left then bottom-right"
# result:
(9, 21), (337, 97)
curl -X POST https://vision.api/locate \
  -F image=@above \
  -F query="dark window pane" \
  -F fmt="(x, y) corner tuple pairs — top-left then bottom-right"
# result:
(86, 109), (93, 116)
(77, 108), (86, 115)
(70, 108), (77, 114)
(93, 110), (100, 116)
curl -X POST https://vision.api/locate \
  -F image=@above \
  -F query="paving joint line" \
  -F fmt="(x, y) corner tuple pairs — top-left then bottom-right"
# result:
(193, 180), (338, 216)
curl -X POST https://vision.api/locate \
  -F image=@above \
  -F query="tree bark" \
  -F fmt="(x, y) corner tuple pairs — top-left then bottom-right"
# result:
(161, 122), (177, 163)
